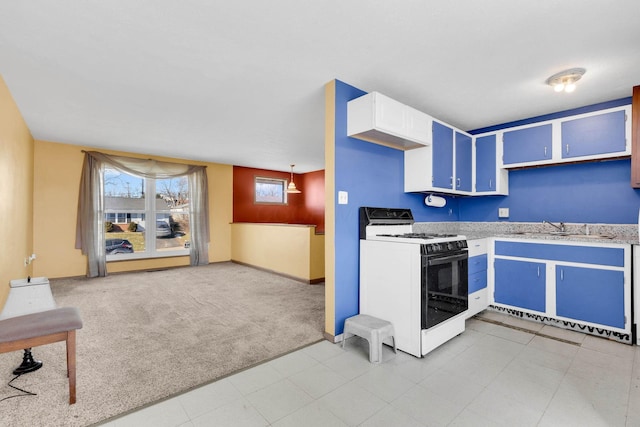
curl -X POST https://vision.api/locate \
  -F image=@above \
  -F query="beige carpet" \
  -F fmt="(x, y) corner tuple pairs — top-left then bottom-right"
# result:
(0, 262), (325, 426)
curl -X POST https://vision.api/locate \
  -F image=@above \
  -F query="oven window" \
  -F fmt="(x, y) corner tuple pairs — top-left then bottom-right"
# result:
(423, 255), (468, 329)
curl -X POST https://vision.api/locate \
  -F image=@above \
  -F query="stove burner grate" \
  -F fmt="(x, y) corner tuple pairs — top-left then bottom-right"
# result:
(377, 233), (458, 239)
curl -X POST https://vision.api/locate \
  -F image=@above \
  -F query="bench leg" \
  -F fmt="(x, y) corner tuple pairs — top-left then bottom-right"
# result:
(66, 330), (77, 404)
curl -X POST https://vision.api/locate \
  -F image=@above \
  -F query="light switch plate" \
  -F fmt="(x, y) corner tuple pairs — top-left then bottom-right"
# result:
(498, 207), (509, 218)
(338, 191), (348, 205)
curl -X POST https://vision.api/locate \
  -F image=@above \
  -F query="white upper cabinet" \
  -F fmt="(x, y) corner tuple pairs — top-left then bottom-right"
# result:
(347, 92), (431, 150)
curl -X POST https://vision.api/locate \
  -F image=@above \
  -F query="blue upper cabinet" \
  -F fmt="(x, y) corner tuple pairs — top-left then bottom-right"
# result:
(455, 132), (472, 192)
(403, 95), (629, 195)
(475, 134), (495, 192)
(503, 123), (553, 165)
(432, 121), (454, 189)
(561, 110), (627, 159)
(404, 121), (476, 195)
(499, 105), (630, 169)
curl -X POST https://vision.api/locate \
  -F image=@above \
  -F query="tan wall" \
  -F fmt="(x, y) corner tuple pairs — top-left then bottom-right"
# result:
(0, 76), (35, 309)
(33, 140), (233, 278)
(324, 80), (336, 336)
(309, 231), (325, 281)
(231, 223), (324, 282)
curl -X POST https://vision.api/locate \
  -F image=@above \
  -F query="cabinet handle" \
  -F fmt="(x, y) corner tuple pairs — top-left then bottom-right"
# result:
(450, 176), (453, 188)
(489, 178), (493, 189)
(474, 296), (480, 300)
(565, 144), (569, 154)
(544, 146), (547, 157)
(457, 178), (461, 188)
(560, 269), (564, 281)
(537, 266), (540, 277)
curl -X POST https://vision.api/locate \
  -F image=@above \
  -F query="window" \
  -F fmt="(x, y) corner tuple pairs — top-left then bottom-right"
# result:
(104, 168), (191, 260)
(254, 177), (287, 204)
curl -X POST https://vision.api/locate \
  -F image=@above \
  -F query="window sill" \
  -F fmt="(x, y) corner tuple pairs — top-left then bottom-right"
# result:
(106, 250), (190, 262)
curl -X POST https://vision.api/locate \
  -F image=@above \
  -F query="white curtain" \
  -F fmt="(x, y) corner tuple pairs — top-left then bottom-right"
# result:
(75, 151), (210, 277)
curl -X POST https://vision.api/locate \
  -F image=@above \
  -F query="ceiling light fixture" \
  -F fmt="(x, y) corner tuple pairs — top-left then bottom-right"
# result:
(546, 68), (586, 93)
(287, 164), (301, 194)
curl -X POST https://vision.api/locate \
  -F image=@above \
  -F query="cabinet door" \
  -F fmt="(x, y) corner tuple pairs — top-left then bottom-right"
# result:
(561, 110), (627, 159)
(503, 124), (552, 165)
(374, 93), (405, 134)
(432, 122), (454, 189)
(475, 134), (496, 192)
(404, 106), (430, 143)
(469, 254), (487, 293)
(455, 132), (472, 192)
(556, 265), (625, 329)
(494, 258), (546, 312)
(469, 270), (487, 293)
(468, 254), (487, 275)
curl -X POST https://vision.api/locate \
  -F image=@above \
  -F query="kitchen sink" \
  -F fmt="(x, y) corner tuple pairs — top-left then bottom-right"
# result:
(571, 234), (615, 239)
(507, 231), (614, 239)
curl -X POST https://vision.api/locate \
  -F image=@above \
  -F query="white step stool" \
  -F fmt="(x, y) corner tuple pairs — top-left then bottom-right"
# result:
(342, 314), (397, 363)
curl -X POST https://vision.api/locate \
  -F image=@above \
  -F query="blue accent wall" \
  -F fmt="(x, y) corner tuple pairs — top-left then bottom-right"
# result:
(464, 97), (640, 224)
(332, 80), (458, 335)
(460, 159), (640, 223)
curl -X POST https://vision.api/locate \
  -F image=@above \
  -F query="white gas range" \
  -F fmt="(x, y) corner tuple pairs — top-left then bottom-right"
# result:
(358, 207), (469, 358)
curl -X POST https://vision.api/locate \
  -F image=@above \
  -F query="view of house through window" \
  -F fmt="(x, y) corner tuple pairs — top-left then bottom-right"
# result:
(104, 168), (191, 259)
(255, 176), (287, 204)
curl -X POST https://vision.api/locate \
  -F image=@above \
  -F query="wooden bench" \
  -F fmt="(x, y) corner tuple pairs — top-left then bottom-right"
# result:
(0, 307), (83, 404)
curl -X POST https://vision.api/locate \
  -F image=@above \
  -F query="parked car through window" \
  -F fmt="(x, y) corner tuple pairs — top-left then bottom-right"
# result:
(156, 220), (172, 237)
(105, 239), (134, 254)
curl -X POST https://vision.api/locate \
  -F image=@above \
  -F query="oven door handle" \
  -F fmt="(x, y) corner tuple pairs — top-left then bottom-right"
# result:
(427, 252), (468, 266)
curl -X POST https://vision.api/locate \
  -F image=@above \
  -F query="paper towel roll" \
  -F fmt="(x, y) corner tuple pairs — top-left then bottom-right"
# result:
(425, 194), (446, 208)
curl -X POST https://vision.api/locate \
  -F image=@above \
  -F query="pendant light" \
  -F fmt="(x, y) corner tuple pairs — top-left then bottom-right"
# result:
(287, 164), (301, 194)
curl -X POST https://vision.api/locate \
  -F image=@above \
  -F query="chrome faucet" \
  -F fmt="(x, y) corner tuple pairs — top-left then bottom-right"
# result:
(543, 220), (565, 232)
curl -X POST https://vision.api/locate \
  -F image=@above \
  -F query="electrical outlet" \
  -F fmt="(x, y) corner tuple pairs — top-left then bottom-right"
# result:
(498, 208), (509, 218)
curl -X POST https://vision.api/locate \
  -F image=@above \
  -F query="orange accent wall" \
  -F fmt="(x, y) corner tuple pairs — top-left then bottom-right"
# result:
(233, 166), (325, 233)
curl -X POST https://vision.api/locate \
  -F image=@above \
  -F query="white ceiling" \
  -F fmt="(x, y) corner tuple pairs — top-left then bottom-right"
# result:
(1, 1), (639, 173)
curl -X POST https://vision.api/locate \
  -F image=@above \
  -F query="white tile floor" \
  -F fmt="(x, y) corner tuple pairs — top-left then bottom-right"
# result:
(101, 313), (640, 426)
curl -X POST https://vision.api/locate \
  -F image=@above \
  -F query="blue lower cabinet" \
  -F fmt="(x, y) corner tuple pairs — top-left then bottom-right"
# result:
(468, 254), (487, 275)
(494, 258), (546, 313)
(469, 270), (487, 294)
(468, 254), (487, 294)
(556, 266), (625, 329)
